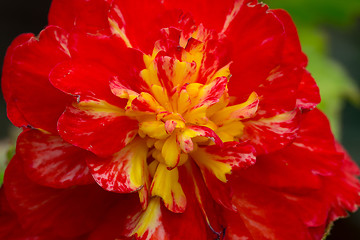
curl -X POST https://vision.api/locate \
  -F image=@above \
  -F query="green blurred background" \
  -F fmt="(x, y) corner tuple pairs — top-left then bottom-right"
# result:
(0, 0), (359, 239)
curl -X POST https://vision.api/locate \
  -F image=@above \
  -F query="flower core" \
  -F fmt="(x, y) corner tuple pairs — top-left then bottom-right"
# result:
(107, 26), (259, 213)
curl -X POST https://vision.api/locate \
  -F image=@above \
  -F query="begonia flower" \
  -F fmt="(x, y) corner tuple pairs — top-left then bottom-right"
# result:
(1, 0), (360, 239)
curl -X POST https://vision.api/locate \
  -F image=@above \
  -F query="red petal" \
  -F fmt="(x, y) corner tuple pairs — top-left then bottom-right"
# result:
(58, 101), (138, 157)
(164, 0), (238, 32)
(276, 157), (360, 229)
(226, 1), (285, 101)
(88, 194), (142, 240)
(211, 92), (259, 124)
(3, 36), (29, 128)
(183, 161), (226, 237)
(4, 98), (28, 129)
(3, 157), (118, 238)
(48, 0), (111, 34)
(338, 143), (360, 176)
(255, 66), (303, 117)
(150, 164), (187, 213)
(154, 55), (195, 93)
(110, 70), (150, 100)
(129, 92), (164, 113)
(109, 0), (183, 53)
(239, 152), (322, 192)
(0, 190), (38, 239)
(68, 32), (146, 79)
(191, 142), (256, 210)
(159, 164), (224, 239)
(229, 179), (313, 240)
(201, 168), (237, 212)
(286, 109), (343, 176)
(2, 35), (30, 98)
(197, 34), (233, 84)
(0, 189), (27, 240)
(271, 9), (308, 67)
(16, 129), (94, 188)
(50, 60), (123, 106)
(278, 110), (360, 226)
(223, 209), (253, 240)
(87, 138), (149, 193)
(126, 197), (217, 240)
(0, 189), (79, 240)
(296, 70), (321, 111)
(2, 26), (73, 133)
(237, 109), (360, 229)
(186, 125), (223, 147)
(241, 110), (300, 154)
(193, 77), (228, 109)
(324, 167), (360, 222)
(103, 164), (224, 239)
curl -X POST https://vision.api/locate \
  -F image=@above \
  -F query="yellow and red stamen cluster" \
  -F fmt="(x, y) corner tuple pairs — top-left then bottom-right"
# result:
(110, 25), (259, 221)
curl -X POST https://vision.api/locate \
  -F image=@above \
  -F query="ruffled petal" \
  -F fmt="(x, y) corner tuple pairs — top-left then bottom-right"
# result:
(192, 76), (228, 109)
(3, 157), (119, 238)
(1, 33), (33, 127)
(94, 163), (224, 239)
(2, 26), (73, 133)
(226, 1), (285, 100)
(177, 125), (223, 153)
(127, 196), (217, 240)
(68, 31), (146, 79)
(109, 0), (184, 53)
(276, 110), (360, 227)
(238, 152), (322, 191)
(87, 138), (149, 193)
(0, 189), (81, 240)
(223, 209), (253, 240)
(254, 66), (302, 117)
(58, 101), (138, 156)
(234, 109), (360, 234)
(183, 161), (226, 237)
(88, 194), (142, 240)
(241, 110), (300, 154)
(164, 0), (240, 32)
(154, 55), (196, 93)
(49, 59), (123, 106)
(16, 129), (94, 188)
(48, 0), (111, 34)
(191, 142), (256, 210)
(296, 70), (321, 111)
(191, 142), (256, 183)
(2, 33), (31, 104)
(271, 9), (308, 67)
(229, 180), (314, 240)
(284, 109), (343, 176)
(211, 91), (259, 124)
(150, 164), (186, 213)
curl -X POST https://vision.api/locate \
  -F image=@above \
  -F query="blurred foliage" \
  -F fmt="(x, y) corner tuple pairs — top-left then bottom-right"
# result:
(0, 144), (14, 186)
(0, 130), (17, 186)
(265, 0), (360, 139)
(265, 0), (360, 26)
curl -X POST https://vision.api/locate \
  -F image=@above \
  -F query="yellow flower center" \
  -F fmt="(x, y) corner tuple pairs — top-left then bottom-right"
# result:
(114, 34), (258, 171)
(107, 26), (261, 236)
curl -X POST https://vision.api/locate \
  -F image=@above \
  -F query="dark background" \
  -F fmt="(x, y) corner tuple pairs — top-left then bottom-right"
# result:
(0, 1), (359, 239)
